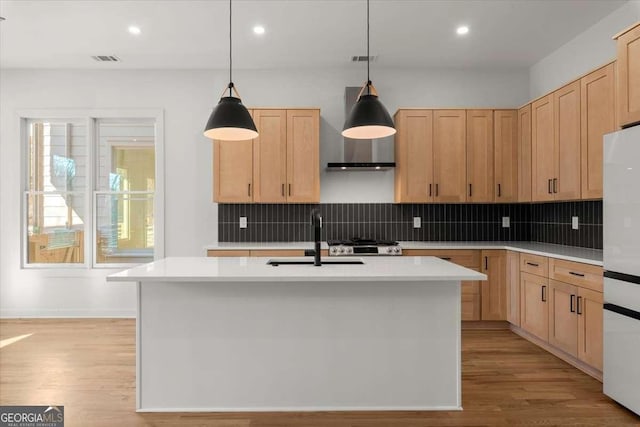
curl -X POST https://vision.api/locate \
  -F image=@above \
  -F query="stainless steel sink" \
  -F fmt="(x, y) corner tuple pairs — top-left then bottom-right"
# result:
(267, 257), (364, 266)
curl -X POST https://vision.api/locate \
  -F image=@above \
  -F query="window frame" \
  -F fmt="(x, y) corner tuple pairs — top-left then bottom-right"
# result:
(18, 109), (165, 270)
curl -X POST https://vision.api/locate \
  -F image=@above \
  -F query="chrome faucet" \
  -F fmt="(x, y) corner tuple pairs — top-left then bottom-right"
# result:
(310, 208), (322, 266)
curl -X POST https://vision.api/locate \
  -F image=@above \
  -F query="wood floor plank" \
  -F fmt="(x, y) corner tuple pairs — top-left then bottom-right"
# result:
(0, 319), (638, 426)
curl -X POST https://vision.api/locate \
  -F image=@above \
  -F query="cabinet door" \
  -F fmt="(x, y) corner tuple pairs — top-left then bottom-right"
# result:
(462, 275), (481, 321)
(548, 279), (578, 357)
(394, 110), (433, 203)
(581, 63), (616, 199)
(531, 95), (555, 201)
(433, 110), (467, 202)
(615, 23), (640, 127)
(253, 109), (287, 202)
(480, 250), (507, 320)
(517, 105), (532, 202)
(520, 272), (549, 341)
(554, 81), (582, 200)
(578, 287), (603, 371)
(286, 109), (320, 203)
(506, 251), (520, 326)
(466, 110), (494, 202)
(494, 110), (518, 202)
(213, 139), (254, 203)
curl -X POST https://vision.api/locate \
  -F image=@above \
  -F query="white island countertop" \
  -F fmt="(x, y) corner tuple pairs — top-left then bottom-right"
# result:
(107, 256), (487, 283)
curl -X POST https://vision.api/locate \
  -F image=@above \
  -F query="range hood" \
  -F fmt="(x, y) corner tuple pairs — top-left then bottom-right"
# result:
(326, 87), (395, 171)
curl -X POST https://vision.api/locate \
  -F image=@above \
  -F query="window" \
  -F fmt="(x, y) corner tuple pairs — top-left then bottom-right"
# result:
(23, 112), (162, 267)
(25, 121), (86, 264)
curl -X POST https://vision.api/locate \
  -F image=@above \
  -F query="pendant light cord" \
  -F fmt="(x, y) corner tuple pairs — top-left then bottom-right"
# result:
(366, 0), (370, 95)
(228, 0), (233, 95)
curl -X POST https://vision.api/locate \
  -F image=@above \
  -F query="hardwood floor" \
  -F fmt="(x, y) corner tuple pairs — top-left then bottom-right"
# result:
(0, 319), (638, 427)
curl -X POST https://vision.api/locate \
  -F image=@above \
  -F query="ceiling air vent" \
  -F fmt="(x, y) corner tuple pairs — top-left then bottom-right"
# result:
(91, 55), (120, 62)
(351, 55), (377, 62)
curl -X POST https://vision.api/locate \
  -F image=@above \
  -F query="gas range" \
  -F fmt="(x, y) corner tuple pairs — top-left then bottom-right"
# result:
(327, 238), (402, 256)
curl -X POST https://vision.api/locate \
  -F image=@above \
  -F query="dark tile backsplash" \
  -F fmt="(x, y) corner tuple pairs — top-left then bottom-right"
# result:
(218, 201), (602, 249)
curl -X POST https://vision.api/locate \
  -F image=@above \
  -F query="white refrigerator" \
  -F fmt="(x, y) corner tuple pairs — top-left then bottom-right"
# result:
(603, 124), (640, 416)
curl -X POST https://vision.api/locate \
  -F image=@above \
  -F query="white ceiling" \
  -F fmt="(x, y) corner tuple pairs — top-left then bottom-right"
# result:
(0, 0), (627, 70)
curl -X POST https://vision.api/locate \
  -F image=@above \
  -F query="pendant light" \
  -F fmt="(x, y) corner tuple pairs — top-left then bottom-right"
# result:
(204, 0), (258, 141)
(342, 0), (396, 140)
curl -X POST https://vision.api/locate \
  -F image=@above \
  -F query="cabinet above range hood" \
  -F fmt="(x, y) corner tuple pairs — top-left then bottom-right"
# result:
(326, 87), (395, 171)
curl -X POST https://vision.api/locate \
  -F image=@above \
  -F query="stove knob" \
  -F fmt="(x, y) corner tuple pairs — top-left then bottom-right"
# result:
(393, 247), (400, 254)
(339, 248), (345, 253)
(330, 247), (337, 254)
(387, 247), (393, 254)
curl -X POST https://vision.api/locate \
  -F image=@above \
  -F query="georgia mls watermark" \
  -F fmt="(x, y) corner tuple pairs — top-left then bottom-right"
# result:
(0, 406), (64, 427)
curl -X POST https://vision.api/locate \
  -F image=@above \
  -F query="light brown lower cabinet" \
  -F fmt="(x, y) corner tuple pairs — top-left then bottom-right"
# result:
(462, 270), (481, 321)
(506, 251), (520, 326)
(548, 279), (579, 356)
(480, 250), (507, 320)
(577, 287), (603, 371)
(520, 272), (549, 341)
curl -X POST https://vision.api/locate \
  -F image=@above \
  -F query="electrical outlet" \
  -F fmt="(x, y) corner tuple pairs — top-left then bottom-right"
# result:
(413, 217), (421, 228)
(239, 217), (247, 229)
(572, 216), (579, 230)
(502, 217), (510, 228)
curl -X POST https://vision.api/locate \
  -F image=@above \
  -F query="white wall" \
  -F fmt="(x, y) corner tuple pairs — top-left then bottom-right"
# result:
(529, 0), (640, 99)
(0, 66), (528, 317)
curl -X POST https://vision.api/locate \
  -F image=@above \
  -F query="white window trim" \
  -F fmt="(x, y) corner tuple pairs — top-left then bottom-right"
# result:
(18, 108), (165, 271)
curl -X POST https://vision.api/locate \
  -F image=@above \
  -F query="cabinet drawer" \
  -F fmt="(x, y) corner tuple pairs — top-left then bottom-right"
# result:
(207, 250), (251, 257)
(549, 258), (603, 292)
(520, 253), (548, 277)
(403, 249), (481, 268)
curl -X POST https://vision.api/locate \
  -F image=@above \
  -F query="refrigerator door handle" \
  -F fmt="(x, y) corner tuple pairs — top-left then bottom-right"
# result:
(604, 303), (640, 321)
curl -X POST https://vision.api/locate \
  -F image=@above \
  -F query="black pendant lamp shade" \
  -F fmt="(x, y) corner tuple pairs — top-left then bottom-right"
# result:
(203, 0), (258, 141)
(204, 90), (258, 141)
(342, 0), (395, 140)
(342, 84), (396, 139)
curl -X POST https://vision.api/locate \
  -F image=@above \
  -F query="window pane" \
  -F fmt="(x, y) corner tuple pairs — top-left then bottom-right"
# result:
(97, 121), (155, 191)
(28, 122), (87, 192)
(26, 192), (84, 264)
(96, 193), (154, 264)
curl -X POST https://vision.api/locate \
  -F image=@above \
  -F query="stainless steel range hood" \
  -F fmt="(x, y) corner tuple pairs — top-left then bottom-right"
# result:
(326, 87), (395, 171)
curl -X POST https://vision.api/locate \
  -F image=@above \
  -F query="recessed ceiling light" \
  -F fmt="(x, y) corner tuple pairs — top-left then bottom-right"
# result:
(253, 25), (265, 35)
(128, 25), (141, 35)
(456, 25), (469, 36)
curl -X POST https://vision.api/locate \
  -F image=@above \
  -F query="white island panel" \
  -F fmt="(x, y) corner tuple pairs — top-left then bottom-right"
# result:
(138, 279), (461, 411)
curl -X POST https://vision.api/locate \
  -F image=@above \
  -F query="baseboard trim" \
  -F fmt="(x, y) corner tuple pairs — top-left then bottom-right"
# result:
(510, 324), (602, 382)
(462, 320), (510, 330)
(0, 309), (136, 318)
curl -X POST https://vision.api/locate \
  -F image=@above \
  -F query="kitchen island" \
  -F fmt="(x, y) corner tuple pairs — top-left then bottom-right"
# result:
(107, 256), (486, 412)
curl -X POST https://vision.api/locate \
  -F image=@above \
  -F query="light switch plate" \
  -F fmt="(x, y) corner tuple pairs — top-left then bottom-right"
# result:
(413, 217), (421, 228)
(572, 216), (579, 230)
(239, 217), (247, 229)
(502, 217), (510, 228)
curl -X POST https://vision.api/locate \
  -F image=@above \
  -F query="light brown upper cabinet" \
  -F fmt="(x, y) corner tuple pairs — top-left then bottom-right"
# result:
(394, 110), (434, 203)
(554, 80), (582, 200)
(466, 110), (494, 202)
(253, 109), (287, 203)
(213, 108), (320, 204)
(494, 110), (518, 202)
(517, 105), (532, 202)
(531, 95), (555, 201)
(581, 63), (616, 199)
(614, 22), (640, 128)
(434, 110), (467, 202)
(531, 82), (581, 202)
(213, 110), (255, 203)
(286, 109), (320, 203)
